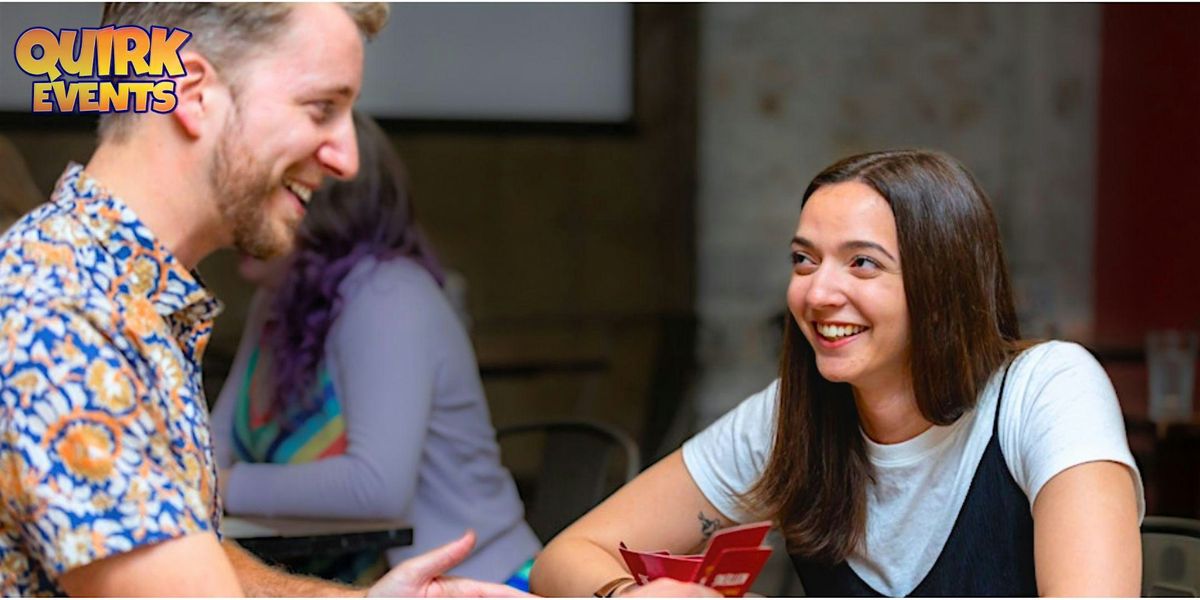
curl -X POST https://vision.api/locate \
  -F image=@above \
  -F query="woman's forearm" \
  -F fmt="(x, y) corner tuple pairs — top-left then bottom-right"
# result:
(530, 535), (632, 597)
(531, 450), (732, 597)
(223, 453), (415, 519)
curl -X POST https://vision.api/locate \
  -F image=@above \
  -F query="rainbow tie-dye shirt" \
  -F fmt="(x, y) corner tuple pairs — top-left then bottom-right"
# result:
(0, 164), (223, 596)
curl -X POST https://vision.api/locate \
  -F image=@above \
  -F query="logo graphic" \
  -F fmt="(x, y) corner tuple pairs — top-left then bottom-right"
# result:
(14, 25), (191, 114)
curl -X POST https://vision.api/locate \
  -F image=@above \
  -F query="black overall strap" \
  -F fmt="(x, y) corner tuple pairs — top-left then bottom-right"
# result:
(792, 362), (1038, 597)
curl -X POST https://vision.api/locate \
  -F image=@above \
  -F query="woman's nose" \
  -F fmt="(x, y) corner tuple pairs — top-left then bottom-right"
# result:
(804, 266), (846, 309)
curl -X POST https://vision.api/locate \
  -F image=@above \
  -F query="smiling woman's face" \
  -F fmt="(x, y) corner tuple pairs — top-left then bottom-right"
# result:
(787, 180), (910, 391)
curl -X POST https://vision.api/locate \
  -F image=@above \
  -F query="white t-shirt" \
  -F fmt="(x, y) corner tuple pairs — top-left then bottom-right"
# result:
(681, 341), (1145, 597)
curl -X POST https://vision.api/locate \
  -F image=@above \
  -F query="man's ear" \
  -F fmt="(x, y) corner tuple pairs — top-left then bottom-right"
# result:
(172, 51), (229, 139)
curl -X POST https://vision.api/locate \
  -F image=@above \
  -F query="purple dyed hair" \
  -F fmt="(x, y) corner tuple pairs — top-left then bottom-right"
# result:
(264, 111), (445, 428)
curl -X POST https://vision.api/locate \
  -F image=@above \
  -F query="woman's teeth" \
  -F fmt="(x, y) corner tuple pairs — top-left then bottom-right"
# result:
(816, 323), (867, 339)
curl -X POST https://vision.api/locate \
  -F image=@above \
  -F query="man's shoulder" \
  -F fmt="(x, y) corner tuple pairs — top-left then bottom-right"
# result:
(0, 200), (109, 314)
(1, 196), (72, 243)
(0, 295), (121, 384)
(0, 206), (122, 366)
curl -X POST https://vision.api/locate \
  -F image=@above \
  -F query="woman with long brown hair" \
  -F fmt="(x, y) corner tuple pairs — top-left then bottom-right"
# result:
(530, 149), (1143, 597)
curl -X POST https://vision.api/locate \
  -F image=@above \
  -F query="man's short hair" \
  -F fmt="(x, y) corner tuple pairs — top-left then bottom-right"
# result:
(97, 2), (388, 142)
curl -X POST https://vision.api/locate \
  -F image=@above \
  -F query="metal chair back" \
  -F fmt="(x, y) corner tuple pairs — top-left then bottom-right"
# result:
(1143, 516), (1200, 597)
(497, 419), (640, 543)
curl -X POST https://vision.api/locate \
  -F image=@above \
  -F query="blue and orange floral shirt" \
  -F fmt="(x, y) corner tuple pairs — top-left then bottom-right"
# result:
(0, 164), (224, 596)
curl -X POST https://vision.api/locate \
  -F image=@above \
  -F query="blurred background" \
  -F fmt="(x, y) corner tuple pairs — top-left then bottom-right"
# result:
(2, 1), (1198, 562)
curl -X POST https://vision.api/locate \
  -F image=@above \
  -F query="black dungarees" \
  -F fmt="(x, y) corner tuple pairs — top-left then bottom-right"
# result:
(791, 365), (1039, 596)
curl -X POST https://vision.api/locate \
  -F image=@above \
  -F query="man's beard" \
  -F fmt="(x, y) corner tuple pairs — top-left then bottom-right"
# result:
(209, 109), (296, 260)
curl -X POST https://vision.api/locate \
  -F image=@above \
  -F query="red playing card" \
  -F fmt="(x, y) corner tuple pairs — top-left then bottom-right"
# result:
(694, 522), (771, 586)
(618, 521), (773, 597)
(699, 547), (773, 597)
(619, 545), (701, 584)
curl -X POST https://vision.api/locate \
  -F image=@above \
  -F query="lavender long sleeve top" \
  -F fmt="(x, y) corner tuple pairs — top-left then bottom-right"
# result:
(211, 255), (540, 582)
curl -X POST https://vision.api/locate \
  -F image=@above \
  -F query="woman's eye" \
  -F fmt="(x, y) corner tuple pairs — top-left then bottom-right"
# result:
(791, 252), (817, 272)
(850, 256), (881, 271)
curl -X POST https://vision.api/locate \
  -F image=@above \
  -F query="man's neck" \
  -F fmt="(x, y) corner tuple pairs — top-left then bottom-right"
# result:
(85, 133), (227, 269)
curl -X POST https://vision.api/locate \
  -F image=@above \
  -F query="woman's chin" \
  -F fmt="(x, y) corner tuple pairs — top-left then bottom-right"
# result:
(816, 368), (850, 383)
(814, 360), (857, 384)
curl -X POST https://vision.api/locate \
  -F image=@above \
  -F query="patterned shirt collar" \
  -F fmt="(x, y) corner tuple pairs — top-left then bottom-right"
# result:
(53, 162), (223, 325)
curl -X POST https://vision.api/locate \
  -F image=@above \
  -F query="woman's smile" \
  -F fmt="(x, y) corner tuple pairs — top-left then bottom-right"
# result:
(812, 321), (871, 348)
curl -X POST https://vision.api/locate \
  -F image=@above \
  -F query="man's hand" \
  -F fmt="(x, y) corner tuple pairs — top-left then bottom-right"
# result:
(367, 530), (532, 598)
(616, 578), (721, 597)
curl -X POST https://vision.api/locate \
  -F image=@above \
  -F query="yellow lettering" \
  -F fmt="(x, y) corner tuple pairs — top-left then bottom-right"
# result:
(95, 26), (114, 77)
(98, 81), (129, 113)
(148, 27), (190, 77)
(17, 26), (189, 114)
(15, 28), (62, 81)
(55, 29), (96, 78)
(75, 82), (100, 112)
(151, 81), (177, 113)
(49, 81), (78, 112)
(130, 83), (152, 113)
(31, 83), (55, 112)
(112, 26), (150, 77)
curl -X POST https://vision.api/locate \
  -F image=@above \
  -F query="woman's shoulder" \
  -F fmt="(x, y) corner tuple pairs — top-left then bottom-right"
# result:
(998, 339), (1116, 420)
(330, 255), (458, 338)
(993, 342), (1141, 514)
(340, 254), (443, 302)
(702, 379), (781, 436)
(1009, 339), (1104, 380)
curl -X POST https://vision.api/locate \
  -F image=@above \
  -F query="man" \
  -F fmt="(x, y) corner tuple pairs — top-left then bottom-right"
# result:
(0, 4), (524, 596)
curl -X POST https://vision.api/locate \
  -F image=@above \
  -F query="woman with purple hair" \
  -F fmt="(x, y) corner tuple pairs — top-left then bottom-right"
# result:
(210, 112), (541, 586)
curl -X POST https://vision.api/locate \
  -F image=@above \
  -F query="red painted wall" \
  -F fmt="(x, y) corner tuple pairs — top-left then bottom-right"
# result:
(1095, 4), (1200, 345)
(1095, 5), (1200, 433)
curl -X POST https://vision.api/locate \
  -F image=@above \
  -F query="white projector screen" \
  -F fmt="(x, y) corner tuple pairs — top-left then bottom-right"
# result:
(0, 3), (634, 123)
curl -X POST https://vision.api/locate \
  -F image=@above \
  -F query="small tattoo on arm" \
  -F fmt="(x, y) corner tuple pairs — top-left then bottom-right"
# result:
(698, 511), (719, 541)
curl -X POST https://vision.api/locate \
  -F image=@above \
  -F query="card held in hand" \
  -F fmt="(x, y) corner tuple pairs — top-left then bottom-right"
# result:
(617, 521), (773, 597)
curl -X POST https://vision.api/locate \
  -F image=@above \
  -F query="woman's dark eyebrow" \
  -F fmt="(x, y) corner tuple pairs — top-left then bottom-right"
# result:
(792, 235), (815, 249)
(791, 236), (896, 262)
(841, 240), (896, 262)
